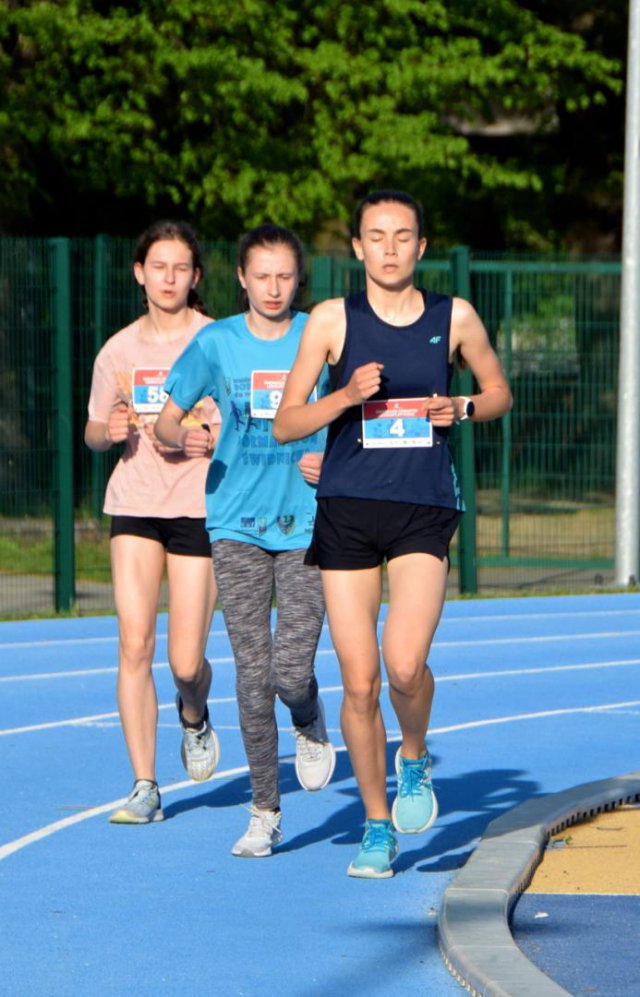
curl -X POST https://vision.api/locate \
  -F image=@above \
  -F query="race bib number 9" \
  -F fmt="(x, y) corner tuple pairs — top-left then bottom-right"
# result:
(132, 368), (169, 414)
(251, 371), (288, 419)
(251, 370), (317, 419)
(362, 398), (433, 448)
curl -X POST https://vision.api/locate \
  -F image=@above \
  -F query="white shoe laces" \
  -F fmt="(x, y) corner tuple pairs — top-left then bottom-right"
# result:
(245, 806), (280, 838)
(183, 724), (209, 756)
(295, 728), (326, 762)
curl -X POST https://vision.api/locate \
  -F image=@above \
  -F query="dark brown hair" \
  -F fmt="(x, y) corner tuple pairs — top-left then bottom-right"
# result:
(236, 223), (306, 310)
(134, 220), (207, 314)
(351, 189), (425, 239)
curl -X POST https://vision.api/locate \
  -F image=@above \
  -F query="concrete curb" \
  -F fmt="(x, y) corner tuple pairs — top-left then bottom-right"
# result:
(437, 771), (640, 996)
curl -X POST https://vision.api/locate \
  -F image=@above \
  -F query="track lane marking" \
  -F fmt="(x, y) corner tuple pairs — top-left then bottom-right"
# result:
(3, 632), (640, 683)
(0, 764), (252, 861)
(0, 648), (337, 682)
(3, 701), (639, 863)
(0, 696), (239, 736)
(2, 608), (640, 652)
(3, 658), (640, 734)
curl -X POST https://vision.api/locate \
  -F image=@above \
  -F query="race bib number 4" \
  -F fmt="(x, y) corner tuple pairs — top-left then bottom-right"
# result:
(132, 368), (169, 414)
(362, 398), (433, 448)
(250, 371), (317, 419)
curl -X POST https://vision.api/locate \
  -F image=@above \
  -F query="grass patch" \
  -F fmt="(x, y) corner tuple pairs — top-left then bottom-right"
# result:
(0, 501), (616, 579)
(0, 530), (112, 581)
(0, 534), (53, 575)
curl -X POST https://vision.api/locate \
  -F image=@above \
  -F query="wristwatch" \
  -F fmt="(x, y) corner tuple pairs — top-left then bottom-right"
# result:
(457, 397), (475, 422)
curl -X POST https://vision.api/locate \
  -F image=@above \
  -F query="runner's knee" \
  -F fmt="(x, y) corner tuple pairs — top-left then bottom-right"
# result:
(118, 633), (154, 673)
(343, 676), (381, 716)
(386, 659), (432, 696)
(170, 655), (206, 685)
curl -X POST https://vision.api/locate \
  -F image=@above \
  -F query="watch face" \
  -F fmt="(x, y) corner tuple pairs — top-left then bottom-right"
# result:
(465, 399), (475, 418)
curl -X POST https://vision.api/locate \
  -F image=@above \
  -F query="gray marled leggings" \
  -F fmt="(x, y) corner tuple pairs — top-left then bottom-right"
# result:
(211, 540), (325, 810)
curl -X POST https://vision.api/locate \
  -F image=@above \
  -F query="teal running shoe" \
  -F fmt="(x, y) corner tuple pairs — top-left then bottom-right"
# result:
(347, 819), (398, 879)
(391, 747), (438, 834)
(109, 779), (164, 825)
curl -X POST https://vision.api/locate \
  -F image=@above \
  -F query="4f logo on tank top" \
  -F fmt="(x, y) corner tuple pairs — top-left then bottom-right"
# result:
(362, 398), (434, 448)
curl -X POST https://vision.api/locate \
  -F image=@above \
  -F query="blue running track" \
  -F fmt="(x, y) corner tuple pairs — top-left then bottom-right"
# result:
(1, 593), (639, 996)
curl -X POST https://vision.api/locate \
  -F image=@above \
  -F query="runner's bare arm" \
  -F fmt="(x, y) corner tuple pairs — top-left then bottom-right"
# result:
(155, 397), (214, 457)
(427, 298), (512, 427)
(273, 299), (384, 443)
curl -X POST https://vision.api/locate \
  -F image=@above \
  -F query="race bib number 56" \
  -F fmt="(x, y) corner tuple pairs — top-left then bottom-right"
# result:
(132, 368), (169, 414)
(362, 398), (433, 448)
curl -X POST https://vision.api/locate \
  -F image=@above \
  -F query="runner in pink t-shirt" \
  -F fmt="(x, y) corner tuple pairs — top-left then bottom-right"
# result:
(85, 221), (221, 824)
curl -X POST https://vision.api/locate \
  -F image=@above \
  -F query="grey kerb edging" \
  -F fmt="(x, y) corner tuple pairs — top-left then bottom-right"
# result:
(437, 771), (640, 997)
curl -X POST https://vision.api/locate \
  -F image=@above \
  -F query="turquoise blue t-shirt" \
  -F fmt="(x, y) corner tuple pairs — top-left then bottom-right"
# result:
(165, 311), (325, 550)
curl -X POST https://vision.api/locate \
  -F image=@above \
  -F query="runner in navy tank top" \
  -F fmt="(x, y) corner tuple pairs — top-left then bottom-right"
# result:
(274, 190), (512, 879)
(318, 288), (463, 509)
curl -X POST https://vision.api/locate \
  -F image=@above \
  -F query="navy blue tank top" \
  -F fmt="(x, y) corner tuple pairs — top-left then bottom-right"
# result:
(316, 290), (464, 510)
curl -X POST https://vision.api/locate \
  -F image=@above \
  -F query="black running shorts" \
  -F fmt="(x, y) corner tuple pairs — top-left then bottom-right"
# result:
(304, 497), (462, 570)
(110, 515), (211, 557)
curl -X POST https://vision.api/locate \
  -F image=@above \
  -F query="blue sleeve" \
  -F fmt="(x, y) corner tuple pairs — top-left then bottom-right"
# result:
(165, 338), (219, 411)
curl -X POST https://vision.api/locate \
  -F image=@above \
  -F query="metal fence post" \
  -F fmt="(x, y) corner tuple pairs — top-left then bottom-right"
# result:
(616, 0), (640, 586)
(501, 270), (513, 557)
(51, 237), (75, 612)
(449, 246), (478, 594)
(92, 235), (108, 519)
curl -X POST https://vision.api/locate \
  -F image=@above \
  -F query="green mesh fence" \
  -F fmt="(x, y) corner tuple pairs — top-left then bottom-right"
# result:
(0, 238), (58, 614)
(471, 258), (618, 592)
(0, 238), (621, 616)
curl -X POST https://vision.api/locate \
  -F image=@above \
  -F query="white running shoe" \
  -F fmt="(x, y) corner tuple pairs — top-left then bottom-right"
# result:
(176, 695), (220, 782)
(109, 780), (164, 825)
(294, 697), (336, 791)
(231, 806), (283, 858)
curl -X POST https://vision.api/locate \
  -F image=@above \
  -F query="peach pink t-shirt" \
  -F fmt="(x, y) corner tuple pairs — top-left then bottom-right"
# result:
(87, 314), (219, 518)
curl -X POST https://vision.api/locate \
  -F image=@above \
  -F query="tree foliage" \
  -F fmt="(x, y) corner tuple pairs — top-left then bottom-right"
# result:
(0, 0), (626, 248)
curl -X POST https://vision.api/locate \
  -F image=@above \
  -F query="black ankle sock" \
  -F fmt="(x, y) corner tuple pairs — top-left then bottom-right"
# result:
(180, 700), (210, 730)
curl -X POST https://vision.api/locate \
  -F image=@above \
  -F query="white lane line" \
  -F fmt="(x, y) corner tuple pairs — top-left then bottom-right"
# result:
(299, 659), (640, 698)
(1, 630), (638, 685)
(2, 699), (638, 863)
(429, 700), (640, 735)
(0, 764), (252, 862)
(435, 629), (640, 648)
(3, 657), (640, 735)
(0, 696), (238, 736)
(2, 608), (640, 652)
(439, 609), (640, 624)
(308, 659), (640, 694)
(436, 658), (640, 682)
(0, 662), (171, 682)
(0, 660), (224, 683)
(0, 648), (337, 683)
(0, 628), (227, 650)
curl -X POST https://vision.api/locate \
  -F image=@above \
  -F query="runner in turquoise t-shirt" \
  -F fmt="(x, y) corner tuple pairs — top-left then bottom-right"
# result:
(163, 308), (323, 551)
(156, 224), (336, 858)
